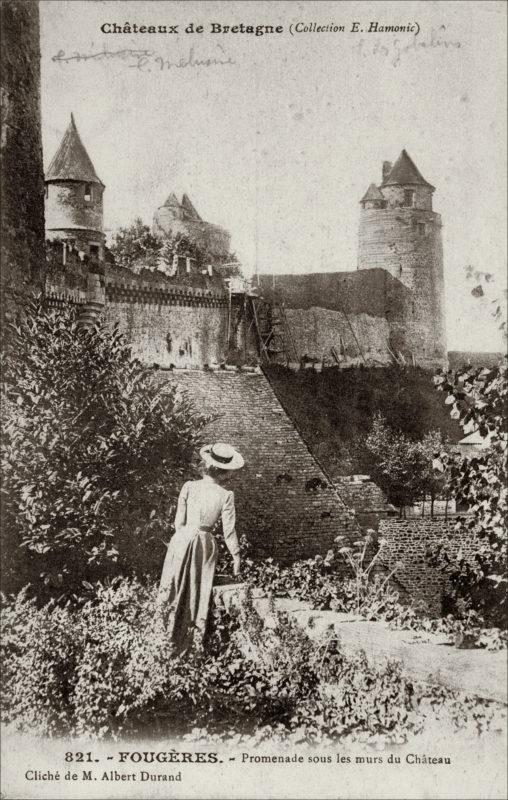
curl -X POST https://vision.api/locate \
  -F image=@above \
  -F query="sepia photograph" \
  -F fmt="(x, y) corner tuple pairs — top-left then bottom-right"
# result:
(1, 1), (507, 798)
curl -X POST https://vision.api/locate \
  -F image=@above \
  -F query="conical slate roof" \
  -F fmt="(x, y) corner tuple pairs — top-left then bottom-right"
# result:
(360, 183), (385, 203)
(162, 192), (181, 207)
(382, 149), (434, 189)
(181, 193), (201, 220)
(46, 114), (104, 185)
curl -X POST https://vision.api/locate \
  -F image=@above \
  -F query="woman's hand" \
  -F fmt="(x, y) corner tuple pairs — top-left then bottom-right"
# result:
(232, 554), (241, 577)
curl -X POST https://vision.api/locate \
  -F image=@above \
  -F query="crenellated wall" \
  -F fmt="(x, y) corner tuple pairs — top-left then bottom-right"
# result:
(103, 276), (230, 367)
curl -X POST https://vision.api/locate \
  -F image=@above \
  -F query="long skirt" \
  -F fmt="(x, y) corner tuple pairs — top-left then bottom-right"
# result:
(158, 526), (218, 653)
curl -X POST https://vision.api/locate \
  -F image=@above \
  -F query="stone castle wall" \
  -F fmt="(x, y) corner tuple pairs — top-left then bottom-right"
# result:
(285, 307), (391, 366)
(378, 517), (477, 616)
(257, 270), (412, 366)
(1, 0), (45, 293)
(103, 277), (230, 367)
(154, 369), (360, 563)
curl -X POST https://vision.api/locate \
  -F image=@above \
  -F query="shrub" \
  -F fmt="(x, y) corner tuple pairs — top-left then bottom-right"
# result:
(243, 533), (401, 619)
(243, 538), (507, 651)
(0, 297), (205, 598)
(434, 359), (507, 625)
(2, 578), (503, 743)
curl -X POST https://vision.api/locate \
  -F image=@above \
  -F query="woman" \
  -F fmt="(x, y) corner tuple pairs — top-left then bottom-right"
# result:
(158, 442), (244, 653)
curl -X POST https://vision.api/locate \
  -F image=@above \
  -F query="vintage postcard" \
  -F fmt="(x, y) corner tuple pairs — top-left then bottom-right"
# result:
(1, 1), (507, 798)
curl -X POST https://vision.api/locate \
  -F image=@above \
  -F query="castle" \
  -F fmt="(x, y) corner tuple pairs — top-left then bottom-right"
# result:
(257, 151), (447, 370)
(41, 115), (447, 371)
(3, 1), (459, 612)
(44, 114), (106, 263)
(153, 193), (231, 266)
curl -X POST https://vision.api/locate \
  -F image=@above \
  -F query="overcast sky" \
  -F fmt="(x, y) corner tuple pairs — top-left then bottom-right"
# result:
(40, 0), (506, 351)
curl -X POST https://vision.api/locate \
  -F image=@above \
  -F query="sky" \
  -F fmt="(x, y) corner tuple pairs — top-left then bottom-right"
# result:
(39, 0), (507, 351)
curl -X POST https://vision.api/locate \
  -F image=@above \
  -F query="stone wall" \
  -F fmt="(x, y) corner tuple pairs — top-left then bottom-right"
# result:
(334, 476), (396, 530)
(103, 279), (230, 367)
(256, 269), (416, 366)
(1, 0), (45, 294)
(378, 517), (477, 616)
(285, 307), (391, 366)
(154, 369), (359, 563)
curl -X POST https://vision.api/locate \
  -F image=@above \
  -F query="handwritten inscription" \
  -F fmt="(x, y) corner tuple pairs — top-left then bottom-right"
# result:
(356, 25), (462, 66)
(52, 46), (236, 71)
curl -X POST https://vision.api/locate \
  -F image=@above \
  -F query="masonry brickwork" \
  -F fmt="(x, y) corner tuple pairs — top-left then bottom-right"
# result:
(154, 369), (359, 562)
(257, 269), (411, 366)
(334, 476), (396, 531)
(102, 277), (230, 367)
(378, 517), (478, 616)
(1, 0), (45, 297)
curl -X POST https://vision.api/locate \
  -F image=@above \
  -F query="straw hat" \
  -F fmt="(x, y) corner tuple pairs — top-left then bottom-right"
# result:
(200, 442), (244, 470)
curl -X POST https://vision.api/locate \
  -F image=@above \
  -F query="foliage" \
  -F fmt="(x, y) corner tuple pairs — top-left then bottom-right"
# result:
(243, 536), (507, 651)
(2, 577), (503, 743)
(109, 218), (162, 271)
(109, 218), (242, 280)
(0, 297), (205, 598)
(265, 364), (462, 477)
(433, 358), (507, 624)
(364, 414), (447, 515)
(243, 534), (402, 620)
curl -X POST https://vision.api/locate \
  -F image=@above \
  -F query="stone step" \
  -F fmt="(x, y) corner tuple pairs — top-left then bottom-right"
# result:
(213, 584), (507, 705)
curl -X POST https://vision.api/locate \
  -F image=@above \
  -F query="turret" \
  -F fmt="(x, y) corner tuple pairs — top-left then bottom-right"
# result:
(357, 150), (447, 369)
(44, 114), (105, 261)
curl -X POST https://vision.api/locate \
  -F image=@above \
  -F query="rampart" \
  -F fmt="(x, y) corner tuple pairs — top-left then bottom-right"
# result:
(103, 274), (230, 367)
(256, 270), (413, 366)
(154, 369), (359, 562)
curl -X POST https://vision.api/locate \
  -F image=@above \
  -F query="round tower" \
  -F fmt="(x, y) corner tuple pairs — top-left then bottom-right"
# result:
(44, 114), (105, 261)
(357, 150), (447, 369)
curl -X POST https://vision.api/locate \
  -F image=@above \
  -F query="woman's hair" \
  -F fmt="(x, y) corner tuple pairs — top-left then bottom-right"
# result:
(200, 461), (231, 483)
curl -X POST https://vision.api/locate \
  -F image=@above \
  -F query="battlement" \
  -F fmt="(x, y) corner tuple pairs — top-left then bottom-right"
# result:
(105, 276), (228, 307)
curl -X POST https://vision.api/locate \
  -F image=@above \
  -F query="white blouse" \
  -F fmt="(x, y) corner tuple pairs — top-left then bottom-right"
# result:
(174, 477), (240, 557)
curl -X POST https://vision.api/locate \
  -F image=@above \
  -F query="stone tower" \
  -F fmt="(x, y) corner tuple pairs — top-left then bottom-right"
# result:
(153, 193), (231, 263)
(1, 0), (45, 292)
(45, 114), (105, 261)
(357, 150), (447, 368)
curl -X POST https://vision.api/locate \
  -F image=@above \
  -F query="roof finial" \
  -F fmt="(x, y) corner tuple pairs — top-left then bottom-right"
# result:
(70, 112), (76, 127)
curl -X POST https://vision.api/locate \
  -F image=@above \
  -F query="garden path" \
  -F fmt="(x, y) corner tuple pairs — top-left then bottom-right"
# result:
(214, 584), (508, 705)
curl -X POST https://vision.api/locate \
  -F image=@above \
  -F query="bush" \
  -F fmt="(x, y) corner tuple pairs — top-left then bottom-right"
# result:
(243, 538), (507, 651)
(2, 578), (503, 743)
(434, 359), (507, 625)
(0, 297), (205, 598)
(243, 533), (401, 619)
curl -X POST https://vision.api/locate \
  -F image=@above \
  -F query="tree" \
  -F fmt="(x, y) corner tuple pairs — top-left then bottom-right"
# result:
(110, 218), (243, 280)
(365, 414), (446, 516)
(109, 218), (162, 271)
(1, 297), (205, 599)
